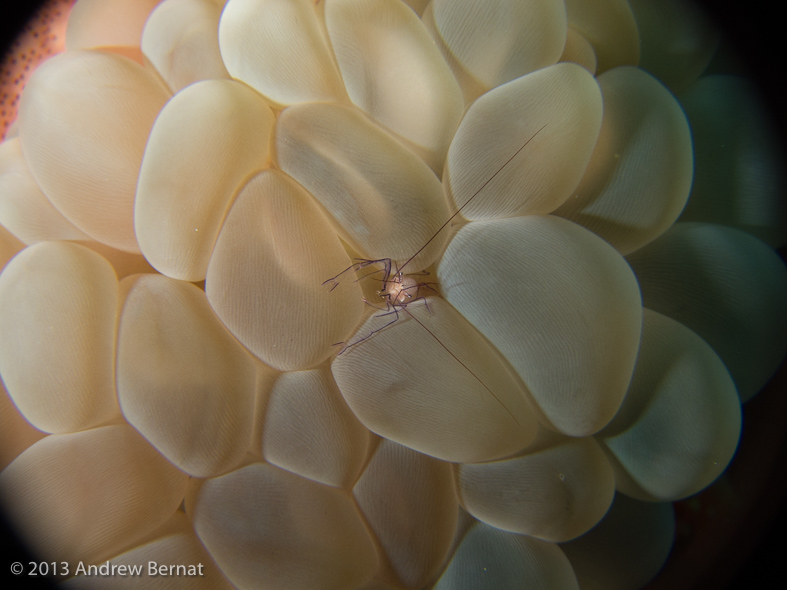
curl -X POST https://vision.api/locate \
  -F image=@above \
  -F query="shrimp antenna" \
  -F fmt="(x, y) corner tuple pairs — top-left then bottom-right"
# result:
(404, 307), (522, 428)
(397, 123), (548, 275)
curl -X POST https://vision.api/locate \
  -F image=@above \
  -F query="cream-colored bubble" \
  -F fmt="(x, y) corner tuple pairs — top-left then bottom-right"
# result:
(600, 309), (742, 501)
(439, 216), (642, 436)
(434, 521), (580, 590)
(276, 102), (450, 272)
(261, 367), (371, 489)
(18, 50), (170, 252)
(457, 437), (615, 542)
(332, 297), (538, 463)
(117, 274), (257, 478)
(353, 439), (457, 588)
(0, 241), (120, 433)
(554, 66), (693, 255)
(444, 63), (602, 219)
(0, 138), (90, 244)
(66, 0), (161, 51)
(0, 425), (188, 568)
(60, 512), (234, 588)
(70, 240), (156, 280)
(626, 222), (787, 402)
(190, 461), (379, 589)
(248, 358), (280, 455)
(218, 0), (347, 105)
(325, 0), (463, 172)
(206, 169), (364, 371)
(136, 78), (274, 281)
(560, 494), (675, 590)
(560, 27), (597, 73)
(142, 0), (231, 93)
(423, 0), (567, 103)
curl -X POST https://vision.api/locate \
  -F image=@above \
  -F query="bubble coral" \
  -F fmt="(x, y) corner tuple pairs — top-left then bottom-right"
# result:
(1, 0), (786, 588)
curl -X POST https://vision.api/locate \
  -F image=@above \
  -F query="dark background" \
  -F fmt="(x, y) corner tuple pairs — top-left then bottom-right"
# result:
(1, 1), (785, 588)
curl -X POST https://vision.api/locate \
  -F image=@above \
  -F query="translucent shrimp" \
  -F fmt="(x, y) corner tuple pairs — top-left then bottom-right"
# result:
(324, 124), (548, 355)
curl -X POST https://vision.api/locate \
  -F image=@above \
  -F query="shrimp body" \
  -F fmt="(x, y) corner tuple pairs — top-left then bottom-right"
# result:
(325, 124), (548, 353)
(382, 273), (419, 305)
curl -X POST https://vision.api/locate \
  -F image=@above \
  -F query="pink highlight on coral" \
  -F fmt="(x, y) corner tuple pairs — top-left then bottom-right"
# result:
(1, 0), (75, 139)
